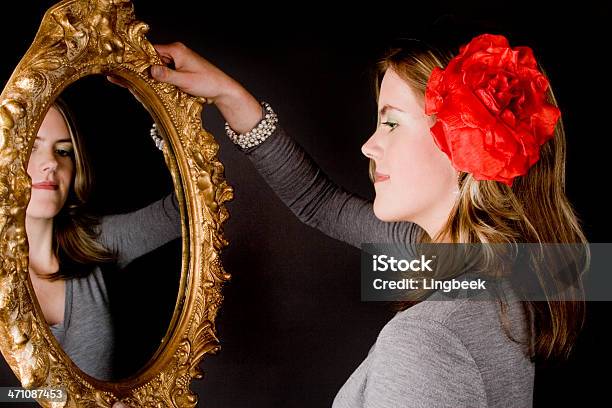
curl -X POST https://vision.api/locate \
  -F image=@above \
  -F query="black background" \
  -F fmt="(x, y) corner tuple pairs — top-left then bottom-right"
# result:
(1, 0), (610, 407)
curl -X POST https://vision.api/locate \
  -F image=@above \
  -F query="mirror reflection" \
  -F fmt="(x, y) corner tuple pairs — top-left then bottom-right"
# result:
(25, 75), (184, 381)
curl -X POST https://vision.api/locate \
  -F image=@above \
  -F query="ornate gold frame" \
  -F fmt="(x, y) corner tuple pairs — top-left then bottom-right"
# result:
(0, 0), (233, 406)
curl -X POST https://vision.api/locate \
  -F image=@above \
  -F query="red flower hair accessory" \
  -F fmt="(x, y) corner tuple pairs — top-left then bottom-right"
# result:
(424, 34), (561, 186)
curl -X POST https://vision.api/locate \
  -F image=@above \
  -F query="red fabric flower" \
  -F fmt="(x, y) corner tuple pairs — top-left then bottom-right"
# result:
(424, 34), (561, 186)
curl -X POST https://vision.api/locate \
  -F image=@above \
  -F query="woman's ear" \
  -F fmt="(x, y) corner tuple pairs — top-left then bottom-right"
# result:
(452, 171), (461, 195)
(426, 114), (437, 128)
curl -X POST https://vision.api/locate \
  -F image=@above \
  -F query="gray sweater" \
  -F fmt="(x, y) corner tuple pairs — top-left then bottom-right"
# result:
(49, 193), (181, 381)
(50, 122), (535, 406)
(242, 125), (534, 407)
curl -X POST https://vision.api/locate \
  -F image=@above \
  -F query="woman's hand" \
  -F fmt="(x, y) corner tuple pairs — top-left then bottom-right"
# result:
(150, 42), (263, 134)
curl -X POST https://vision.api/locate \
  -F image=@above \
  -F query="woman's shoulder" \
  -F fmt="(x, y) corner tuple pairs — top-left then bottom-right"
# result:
(403, 288), (528, 339)
(364, 298), (491, 406)
(391, 296), (501, 333)
(380, 294), (530, 353)
(374, 293), (533, 390)
(368, 295), (533, 406)
(375, 298), (493, 361)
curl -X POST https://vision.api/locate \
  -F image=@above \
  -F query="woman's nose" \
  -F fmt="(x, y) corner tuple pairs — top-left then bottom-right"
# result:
(38, 151), (58, 174)
(361, 131), (383, 160)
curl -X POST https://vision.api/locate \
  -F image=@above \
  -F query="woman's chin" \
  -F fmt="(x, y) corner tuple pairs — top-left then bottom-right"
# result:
(373, 202), (400, 222)
(25, 206), (61, 221)
(373, 200), (420, 224)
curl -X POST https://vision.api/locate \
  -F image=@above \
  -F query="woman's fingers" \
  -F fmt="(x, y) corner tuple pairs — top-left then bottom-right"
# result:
(154, 42), (215, 74)
(160, 55), (173, 65)
(152, 43), (177, 57)
(150, 65), (194, 90)
(150, 41), (241, 102)
(153, 43), (194, 69)
(105, 75), (140, 102)
(150, 42), (212, 96)
(106, 75), (127, 88)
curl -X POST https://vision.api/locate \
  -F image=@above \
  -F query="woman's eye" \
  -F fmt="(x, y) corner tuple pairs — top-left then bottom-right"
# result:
(381, 121), (399, 131)
(56, 148), (74, 157)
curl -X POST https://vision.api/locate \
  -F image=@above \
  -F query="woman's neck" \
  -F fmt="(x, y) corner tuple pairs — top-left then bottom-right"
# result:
(25, 216), (59, 275)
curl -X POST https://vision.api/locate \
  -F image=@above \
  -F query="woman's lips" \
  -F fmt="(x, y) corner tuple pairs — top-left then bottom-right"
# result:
(374, 172), (390, 183)
(33, 182), (58, 190)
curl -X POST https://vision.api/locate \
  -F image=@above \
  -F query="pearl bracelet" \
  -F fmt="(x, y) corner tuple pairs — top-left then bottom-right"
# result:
(150, 123), (165, 151)
(225, 102), (278, 150)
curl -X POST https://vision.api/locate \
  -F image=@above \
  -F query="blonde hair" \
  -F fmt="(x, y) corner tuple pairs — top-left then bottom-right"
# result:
(40, 99), (116, 281)
(374, 40), (588, 361)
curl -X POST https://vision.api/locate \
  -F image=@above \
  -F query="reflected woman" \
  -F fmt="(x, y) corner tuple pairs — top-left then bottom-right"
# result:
(26, 99), (181, 381)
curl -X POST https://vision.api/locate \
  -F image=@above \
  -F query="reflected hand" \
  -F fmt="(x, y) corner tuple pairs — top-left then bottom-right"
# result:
(112, 402), (131, 408)
(150, 42), (262, 134)
(106, 75), (129, 88)
(105, 74), (143, 105)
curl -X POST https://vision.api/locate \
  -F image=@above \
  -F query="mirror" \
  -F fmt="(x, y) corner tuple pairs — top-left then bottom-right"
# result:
(26, 76), (184, 382)
(0, 0), (233, 406)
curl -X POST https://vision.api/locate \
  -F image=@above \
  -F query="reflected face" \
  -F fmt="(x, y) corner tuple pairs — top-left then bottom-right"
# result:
(361, 68), (458, 236)
(26, 106), (75, 220)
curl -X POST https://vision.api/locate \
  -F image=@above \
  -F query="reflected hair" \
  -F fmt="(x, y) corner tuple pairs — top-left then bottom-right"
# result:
(373, 38), (588, 362)
(40, 98), (117, 281)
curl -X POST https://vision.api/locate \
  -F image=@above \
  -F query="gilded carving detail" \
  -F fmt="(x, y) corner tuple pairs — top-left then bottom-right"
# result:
(0, 1), (232, 406)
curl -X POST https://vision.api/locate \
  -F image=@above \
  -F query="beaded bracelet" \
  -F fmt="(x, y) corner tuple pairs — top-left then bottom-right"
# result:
(150, 102), (277, 152)
(149, 123), (165, 151)
(224, 102), (278, 150)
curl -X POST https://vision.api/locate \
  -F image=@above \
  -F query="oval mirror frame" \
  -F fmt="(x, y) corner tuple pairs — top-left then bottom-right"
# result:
(0, 0), (233, 406)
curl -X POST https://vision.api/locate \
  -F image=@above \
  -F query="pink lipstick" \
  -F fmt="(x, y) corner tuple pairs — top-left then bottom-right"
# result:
(374, 172), (390, 183)
(33, 182), (58, 190)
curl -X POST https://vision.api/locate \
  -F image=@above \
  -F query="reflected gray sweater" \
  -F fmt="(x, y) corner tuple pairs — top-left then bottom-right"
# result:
(49, 193), (181, 381)
(242, 125), (534, 407)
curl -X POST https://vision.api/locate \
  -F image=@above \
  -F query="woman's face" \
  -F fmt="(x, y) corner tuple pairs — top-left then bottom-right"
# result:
(361, 68), (458, 238)
(26, 106), (75, 220)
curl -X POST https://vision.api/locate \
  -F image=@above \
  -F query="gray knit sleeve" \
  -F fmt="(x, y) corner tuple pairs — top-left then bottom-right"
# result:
(240, 126), (422, 248)
(96, 192), (182, 268)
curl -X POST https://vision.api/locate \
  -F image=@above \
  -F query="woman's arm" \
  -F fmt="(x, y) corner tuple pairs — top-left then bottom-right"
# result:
(242, 125), (421, 247)
(150, 43), (422, 248)
(96, 192), (182, 269)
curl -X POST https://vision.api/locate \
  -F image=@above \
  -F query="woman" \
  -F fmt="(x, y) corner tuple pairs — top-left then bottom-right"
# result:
(137, 34), (586, 407)
(26, 99), (182, 381)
